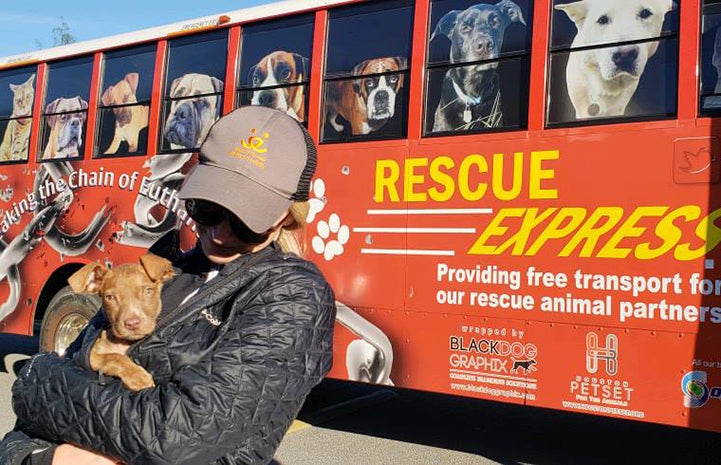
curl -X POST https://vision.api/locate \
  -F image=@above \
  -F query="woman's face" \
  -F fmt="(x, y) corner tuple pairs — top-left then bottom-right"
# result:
(196, 209), (289, 264)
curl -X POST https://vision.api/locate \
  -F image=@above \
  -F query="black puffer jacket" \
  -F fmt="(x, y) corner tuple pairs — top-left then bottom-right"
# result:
(2, 244), (336, 465)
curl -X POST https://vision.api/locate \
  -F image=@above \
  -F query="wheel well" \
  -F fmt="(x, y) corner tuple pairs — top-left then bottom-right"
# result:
(34, 263), (84, 334)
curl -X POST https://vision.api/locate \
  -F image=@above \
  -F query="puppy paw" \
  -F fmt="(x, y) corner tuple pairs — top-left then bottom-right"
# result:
(312, 213), (349, 261)
(123, 367), (155, 391)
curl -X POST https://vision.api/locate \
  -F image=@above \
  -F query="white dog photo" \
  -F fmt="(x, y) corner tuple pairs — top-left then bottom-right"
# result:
(555, 0), (676, 119)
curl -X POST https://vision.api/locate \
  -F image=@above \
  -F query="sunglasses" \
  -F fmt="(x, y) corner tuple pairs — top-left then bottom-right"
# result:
(185, 199), (269, 244)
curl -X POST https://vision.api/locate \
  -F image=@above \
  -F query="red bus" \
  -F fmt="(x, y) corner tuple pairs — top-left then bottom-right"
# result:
(1, 0), (721, 433)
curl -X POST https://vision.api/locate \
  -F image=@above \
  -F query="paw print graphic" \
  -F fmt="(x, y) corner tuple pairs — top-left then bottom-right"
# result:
(312, 213), (349, 261)
(306, 178), (326, 223)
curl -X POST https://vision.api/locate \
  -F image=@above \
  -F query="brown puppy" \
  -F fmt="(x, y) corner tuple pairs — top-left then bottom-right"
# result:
(325, 56), (407, 135)
(68, 253), (174, 390)
(42, 96), (88, 159)
(101, 72), (149, 154)
(249, 50), (309, 122)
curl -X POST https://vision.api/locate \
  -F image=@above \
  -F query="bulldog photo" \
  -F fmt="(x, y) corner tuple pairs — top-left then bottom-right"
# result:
(42, 96), (88, 160)
(555, 0), (676, 119)
(249, 50), (309, 122)
(163, 72), (223, 150)
(430, 0), (526, 132)
(325, 56), (407, 136)
(101, 72), (149, 154)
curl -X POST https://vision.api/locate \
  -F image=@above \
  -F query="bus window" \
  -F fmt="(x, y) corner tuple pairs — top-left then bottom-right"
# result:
(96, 44), (156, 157)
(160, 30), (227, 152)
(700, 1), (721, 113)
(40, 56), (93, 161)
(547, 0), (679, 126)
(237, 14), (314, 124)
(424, 0), (532, 136)
(321, 0), (413, 143)
(0, 66), (36, 163)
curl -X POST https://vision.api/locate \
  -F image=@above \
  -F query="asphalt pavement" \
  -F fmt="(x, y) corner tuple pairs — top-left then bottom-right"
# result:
(3, 333), (721, 465)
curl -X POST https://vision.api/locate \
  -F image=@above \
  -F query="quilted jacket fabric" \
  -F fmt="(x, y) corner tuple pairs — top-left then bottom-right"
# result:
(2, 244), (336, 465)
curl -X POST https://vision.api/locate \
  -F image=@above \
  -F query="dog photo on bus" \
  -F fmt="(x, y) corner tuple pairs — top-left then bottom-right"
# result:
(548, 0), (678, 123)
(100, 73), (149, 155)
(428, 0), (527, 133)
(247, 50), (309, 122)
(324, 56), (408, 136)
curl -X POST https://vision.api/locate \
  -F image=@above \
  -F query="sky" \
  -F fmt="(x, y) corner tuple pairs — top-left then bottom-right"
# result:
(0, 0), (276, 58)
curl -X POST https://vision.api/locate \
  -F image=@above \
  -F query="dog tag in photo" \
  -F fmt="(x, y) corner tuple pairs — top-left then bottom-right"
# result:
(463, 109), (472, 123)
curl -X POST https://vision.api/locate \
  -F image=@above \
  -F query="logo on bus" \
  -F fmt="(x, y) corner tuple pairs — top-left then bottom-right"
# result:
(586, 333), (618, 376)
(682, 371), (721, 408)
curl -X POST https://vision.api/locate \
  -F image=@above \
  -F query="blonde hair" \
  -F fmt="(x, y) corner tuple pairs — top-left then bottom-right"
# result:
(276, 201), (309, 256)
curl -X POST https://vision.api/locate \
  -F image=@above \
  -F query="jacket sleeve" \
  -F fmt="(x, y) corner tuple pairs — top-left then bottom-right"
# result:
(0, 429), (56, 465)
(11, 265), (336, 465)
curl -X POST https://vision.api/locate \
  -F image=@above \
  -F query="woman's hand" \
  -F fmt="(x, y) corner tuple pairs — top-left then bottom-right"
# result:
(52, 444), (121, 465)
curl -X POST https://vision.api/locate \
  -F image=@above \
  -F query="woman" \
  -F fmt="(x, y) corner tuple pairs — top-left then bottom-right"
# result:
(0, 106), (337, 465)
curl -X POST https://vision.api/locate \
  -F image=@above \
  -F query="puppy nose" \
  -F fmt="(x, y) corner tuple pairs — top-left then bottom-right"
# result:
(612, 46), (639, 72)
(176, 105), (190, 121)
(475, 37), (494, 54)
(124, 318), (141, 331)
(375, 90), (389, 106)
(258, 92), (275, 106)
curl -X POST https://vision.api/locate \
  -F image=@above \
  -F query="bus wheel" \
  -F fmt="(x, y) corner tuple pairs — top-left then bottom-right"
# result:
(40, 286), (100, 356)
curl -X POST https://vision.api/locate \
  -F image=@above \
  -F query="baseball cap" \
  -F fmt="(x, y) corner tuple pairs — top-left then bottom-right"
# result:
(178, 105), (317, 233)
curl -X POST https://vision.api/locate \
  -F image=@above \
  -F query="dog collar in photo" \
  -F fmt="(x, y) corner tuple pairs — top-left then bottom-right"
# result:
(451, 80), (483, 123)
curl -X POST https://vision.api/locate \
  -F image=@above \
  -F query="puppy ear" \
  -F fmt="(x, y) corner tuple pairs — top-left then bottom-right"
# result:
(101, 86), (114, 106)
(76, 96), (89, 111)
(210, 76), (224, 94)
(394, 56), (408, 71)
(68, 262), (108, 294)
(125, 73), (140, 94)
(554, 0), (588, 29)
(45, 98), (61, 115)
(293, 54), (310, 82)
(498, 0), (526, 26)
(351, 60), (370, 94)
(248, 65), (258, 86)
(44, 98), (61, 128)
(431, 9), (459, 41)
(169, 75), (183, 98)
(140, 253), (175, 283)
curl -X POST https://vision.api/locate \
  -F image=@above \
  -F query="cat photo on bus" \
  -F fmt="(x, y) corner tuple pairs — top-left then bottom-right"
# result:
(0, 73), (34, 161)
(554, 0), (677, 119)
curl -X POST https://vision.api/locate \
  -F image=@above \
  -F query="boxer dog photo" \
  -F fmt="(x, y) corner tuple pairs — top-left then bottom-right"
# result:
(101, 72), (149, 154)
(163, 72), (223, 150)
(430, 0), (526, 132)
(555, 0), (676, 119)
(249, 50), (309, 122)
(325, 56), (407, 136)
(42, 96), (88, 160)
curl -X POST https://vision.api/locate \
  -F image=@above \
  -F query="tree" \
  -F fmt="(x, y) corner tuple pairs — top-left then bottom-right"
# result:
(51, 17), (76, 46)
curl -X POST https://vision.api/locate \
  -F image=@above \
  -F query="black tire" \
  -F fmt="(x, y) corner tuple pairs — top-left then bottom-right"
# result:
(39, 285), (101, 356)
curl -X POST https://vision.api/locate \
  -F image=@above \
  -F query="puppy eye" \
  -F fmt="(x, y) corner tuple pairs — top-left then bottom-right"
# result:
(638, 8), (652, 20)
(596, 14), (610, 25)
(389, 75), (399, 84)
(460, 24), (472, 33)
(104, 294), (116, 302)
(282, 69), (292, 79)
(365, 78), (375, 88)
(143, 287), (154, 296)
(489, 14), (500, 28)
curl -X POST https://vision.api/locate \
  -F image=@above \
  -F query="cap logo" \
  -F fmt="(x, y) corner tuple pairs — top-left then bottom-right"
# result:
(229, 128), (269, 169)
